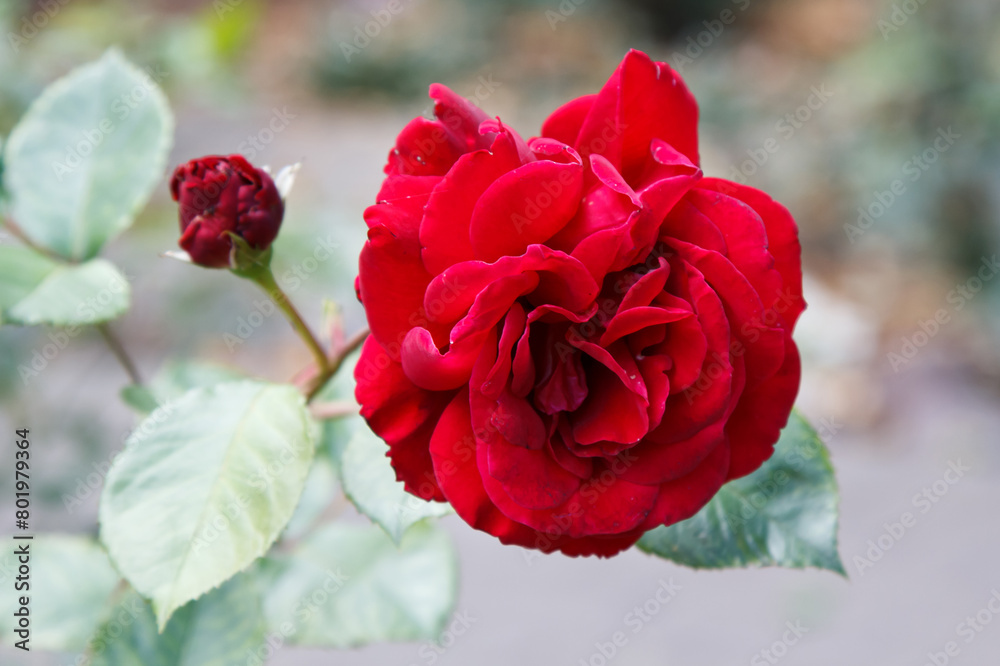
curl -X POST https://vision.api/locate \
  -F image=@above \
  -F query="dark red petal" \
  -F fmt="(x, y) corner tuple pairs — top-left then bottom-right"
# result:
(480, 304), (526, 399)
(540, 94), (596, 146)
(666, 239), (785, 385)
(486, 435), (581, 510)
(658, 313), (707, 392)
(429, 83), (495, 152)
(570, 361), (649, 447)
(684, 187), (785, 330)
(637, 353), (671, 432)
(618, 421), (726, 486)
(400, 326), (488, 391)
(469, 159), (584, 262)
(418, 127), (525, 271)
(419, 137), (522, 275)
(659, 195), (728, 256)
(658, 265), (734, 441)
(178, 217), (232, 268)
(547, 430), (594, 479)
(491, 387), (548, 451)
(450, 273), (539, 344)
(364, 175), (439, 244)
(574, 50), (700, 176)
(430, 390), (548, 543)
(355, 337), (452, 501)
(547, 157), (640, 259)
(423, 245), (599, 327)
(478, 442), (658, 537)
(600, 306), (692, 347)
(358, 225), (447, 360)
(387, 117), (467, 177)
(639, 435), (730, 530)
(725, 337), (801, 480)
(429, 391), (642, 556)
(617, 255), (670, 311)
(634, 139), (702, 220)
(534, 341), (588, 414)
(700, 178), (805, 327)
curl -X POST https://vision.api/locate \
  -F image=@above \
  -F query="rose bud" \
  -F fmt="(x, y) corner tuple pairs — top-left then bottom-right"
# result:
(170, 154), (284, 269)
(354, 49), (805, 557)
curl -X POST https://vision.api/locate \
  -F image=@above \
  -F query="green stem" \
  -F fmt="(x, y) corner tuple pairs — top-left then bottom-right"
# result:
(246, 266), (331, 380)
(306, 326), (368, 402)
(98, 323), (142, 385)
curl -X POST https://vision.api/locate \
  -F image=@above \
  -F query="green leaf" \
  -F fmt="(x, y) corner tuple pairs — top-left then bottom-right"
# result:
(0, 535), (120, 651)
(99, 380), (317, 630)
(120, 384), (161, 414)
(340, 422), (451, 544)
(259, 522), (458, 648)
(4, 49), (173, 260)
(89, 575), (265, 666)
(0, 246), (129, 326)
(637, 412), (845, 574)
(281, 455), (340, 541)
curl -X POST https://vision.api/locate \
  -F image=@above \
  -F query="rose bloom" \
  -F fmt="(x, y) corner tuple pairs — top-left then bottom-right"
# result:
(170, 154), (284, 268)
(355, 50), (804, 556)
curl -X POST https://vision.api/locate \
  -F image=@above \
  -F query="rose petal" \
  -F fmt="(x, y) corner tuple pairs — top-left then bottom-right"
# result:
(573, 50), (700, 175)
(725, 337), (801, 480)
(486, 435), (580, 510)
(470, 158), (584, 262)
(540, 94), (596, 146)
(359, 224), (447, 359)
(420, 130), (524, 275)
(355, 337), (453, 501)
(700, 178), (806, 328)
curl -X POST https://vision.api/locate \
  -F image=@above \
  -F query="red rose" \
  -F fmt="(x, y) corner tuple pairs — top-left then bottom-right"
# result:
(355, 50), (804, 557)
(170, 155), (284, 268)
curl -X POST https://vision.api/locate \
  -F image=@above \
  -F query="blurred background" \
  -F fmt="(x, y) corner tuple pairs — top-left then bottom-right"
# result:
(1, 0), (999, 663)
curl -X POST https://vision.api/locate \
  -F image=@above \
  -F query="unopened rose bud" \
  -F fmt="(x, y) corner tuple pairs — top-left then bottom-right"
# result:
(169, 154), (284, 268)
